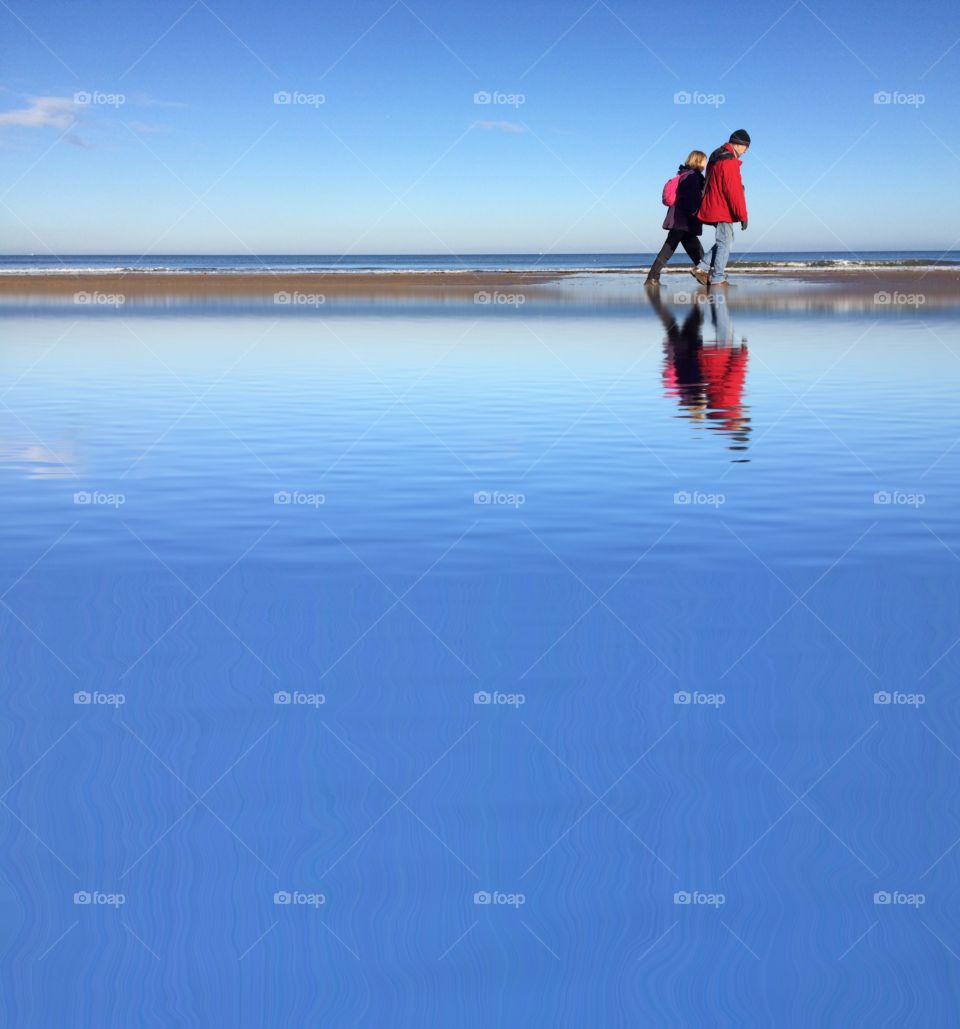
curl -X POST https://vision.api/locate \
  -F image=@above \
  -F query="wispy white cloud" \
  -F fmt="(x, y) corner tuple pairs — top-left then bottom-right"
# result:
(0, 92), (179, 148)
(471, 119), (528, 134)
(0, 95), (79, 129)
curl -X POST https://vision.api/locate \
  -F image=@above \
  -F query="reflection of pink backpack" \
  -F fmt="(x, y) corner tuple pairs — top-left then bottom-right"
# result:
(662, 170), (685, 207)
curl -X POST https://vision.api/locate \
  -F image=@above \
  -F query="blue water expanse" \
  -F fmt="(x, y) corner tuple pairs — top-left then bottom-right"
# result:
(2, 278), (960, 1026)
(1, 250), (959, 272)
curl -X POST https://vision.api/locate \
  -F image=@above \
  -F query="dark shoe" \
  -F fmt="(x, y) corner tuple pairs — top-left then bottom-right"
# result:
(690, 268), (709, 286)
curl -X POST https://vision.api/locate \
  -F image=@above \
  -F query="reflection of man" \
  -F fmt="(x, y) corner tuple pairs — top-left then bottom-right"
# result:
(647, 290), (750, 447)
(707, 291), (734, 345)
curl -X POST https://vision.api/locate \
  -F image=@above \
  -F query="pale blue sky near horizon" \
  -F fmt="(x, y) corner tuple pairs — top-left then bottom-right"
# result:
(1, 0), (958, 255)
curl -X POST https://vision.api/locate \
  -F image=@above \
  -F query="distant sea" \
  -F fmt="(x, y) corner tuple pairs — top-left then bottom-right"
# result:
(0, 251), (957, 274)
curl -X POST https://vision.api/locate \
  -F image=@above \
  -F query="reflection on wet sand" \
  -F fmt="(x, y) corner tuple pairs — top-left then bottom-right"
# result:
(648, 289), (750, 458)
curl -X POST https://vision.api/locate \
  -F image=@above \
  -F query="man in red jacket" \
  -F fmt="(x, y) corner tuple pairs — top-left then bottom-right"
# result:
(691, 129), (750, 288)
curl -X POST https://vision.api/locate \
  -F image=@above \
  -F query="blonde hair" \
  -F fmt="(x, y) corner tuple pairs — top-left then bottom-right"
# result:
(686, 150), (707, 171)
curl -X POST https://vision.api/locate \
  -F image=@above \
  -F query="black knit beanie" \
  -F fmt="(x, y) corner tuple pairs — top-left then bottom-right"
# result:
(729, 129), (751, 146)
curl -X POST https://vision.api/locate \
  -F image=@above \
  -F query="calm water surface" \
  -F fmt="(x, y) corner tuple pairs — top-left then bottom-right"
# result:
(2, 281), (959, 1026)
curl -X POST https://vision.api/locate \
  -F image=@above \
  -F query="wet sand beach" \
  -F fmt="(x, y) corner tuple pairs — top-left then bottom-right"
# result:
(0, 266), (956, 310)
(0, 269), (571, 299)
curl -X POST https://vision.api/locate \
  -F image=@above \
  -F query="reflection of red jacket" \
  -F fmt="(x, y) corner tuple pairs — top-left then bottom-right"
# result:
(699, 345), (748, 426)
(697, 143), (747, 224)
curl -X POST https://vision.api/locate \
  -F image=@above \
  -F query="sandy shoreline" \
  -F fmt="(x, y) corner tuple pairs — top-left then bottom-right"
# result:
(0, 267), (957, 304)
(0, 270), (570, 298)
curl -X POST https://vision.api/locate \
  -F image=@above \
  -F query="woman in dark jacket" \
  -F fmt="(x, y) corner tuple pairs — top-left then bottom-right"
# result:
(645, 150), (707, 286)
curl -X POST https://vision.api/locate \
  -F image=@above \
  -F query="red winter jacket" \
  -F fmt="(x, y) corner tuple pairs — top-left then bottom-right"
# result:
(697, 143), (747, 225)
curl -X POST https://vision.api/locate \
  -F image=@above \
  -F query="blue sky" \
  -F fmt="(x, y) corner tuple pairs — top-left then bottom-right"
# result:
(1, 0), (957, 254)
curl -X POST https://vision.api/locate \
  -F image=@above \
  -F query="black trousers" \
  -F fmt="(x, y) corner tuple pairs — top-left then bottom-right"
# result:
(646, 230), (705, 281)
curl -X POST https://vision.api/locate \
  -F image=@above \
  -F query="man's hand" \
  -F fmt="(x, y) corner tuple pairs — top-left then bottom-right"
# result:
(740, 219), (748, 231)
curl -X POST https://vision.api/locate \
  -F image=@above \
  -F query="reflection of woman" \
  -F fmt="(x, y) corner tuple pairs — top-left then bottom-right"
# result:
(645, 151), (707, 287)
(649, 291), (706, 408)
(647, 290), (750, 447)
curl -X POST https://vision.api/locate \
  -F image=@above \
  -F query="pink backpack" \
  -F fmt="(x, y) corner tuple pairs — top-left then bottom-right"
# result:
(662, 170), (686, 207)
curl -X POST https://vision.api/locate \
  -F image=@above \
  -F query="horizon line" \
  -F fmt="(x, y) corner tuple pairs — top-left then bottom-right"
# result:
(1, 248), (956, 258)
